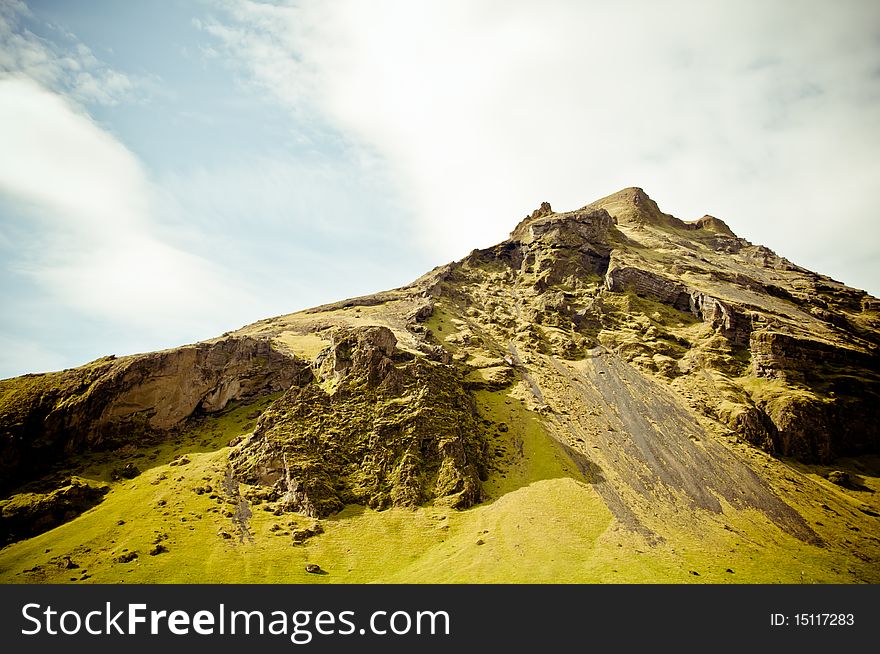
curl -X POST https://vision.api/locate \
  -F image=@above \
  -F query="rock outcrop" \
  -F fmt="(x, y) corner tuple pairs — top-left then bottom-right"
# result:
(749, 331), (877, 381)
(0, 336), (309, 492)
(229, 326), (486, 517)
(688, 292), (753, 346)
(425, 188), (879, 465)
(687, 214), (736, 236)
(605, 264), (691, 310)
(510, 205), (615, 245)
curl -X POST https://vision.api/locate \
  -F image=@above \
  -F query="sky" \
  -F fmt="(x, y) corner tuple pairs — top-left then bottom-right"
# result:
(1, 0), (878, 378)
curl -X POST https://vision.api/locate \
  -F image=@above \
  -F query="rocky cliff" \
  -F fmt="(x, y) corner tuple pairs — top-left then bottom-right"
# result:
(0, 336), (309, 493)
(230, 326), (486, 517)
(1, 187), (878, 575)
(425, 187), (879, 465)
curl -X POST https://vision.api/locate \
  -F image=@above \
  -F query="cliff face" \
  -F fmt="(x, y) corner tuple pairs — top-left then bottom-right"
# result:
(0, 336), (309, 492)
(1, 186), (878, 557)
(435, 188), (879, 465)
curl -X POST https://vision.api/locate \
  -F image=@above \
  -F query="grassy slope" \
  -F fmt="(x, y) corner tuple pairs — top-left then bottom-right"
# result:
(2, 382), (876, 583)
(0, 391), (613, 583)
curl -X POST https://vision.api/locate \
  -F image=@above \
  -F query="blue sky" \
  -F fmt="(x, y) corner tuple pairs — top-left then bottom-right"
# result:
(1, 0), (879, 378)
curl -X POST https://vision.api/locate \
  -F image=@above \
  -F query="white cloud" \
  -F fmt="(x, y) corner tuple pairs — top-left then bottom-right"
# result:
(206, 0), (880, 295)
(153, 153), (428, 319)
(0, 76), (260, 334)
(0, 75), (148, 234)
(0, 1), (140, 106)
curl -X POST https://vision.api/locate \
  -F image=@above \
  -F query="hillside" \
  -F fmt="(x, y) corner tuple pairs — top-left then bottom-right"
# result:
(1, 187), (879, 583)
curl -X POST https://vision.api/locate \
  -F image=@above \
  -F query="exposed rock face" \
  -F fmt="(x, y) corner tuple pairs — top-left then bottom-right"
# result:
(749, 331), (877, 380)
(0, 336), (308, 492)
(688, 292), (752, 346)
(103, 337), (309, 429)
(604, 264), (756, 346)
(423, 187), (879, 465)
(688, 214), (735, 236)
(495, 207), (616, 292)
(230, 326), (486, 517)
(743, 330), (880, 460)
(314, 326), (398, 385)
(511, 206), (615, 245)
(605, 264), (691, 310)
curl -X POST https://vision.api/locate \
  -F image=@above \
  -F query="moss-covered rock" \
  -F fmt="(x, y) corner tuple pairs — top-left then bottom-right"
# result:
(230, 326), (486, 517)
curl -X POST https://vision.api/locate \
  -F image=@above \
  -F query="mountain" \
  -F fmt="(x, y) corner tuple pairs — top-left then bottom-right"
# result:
(1, 187), (879, 583)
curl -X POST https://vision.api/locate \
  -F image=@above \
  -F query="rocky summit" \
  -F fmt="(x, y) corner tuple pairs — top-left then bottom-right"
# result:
(1, 187), (879, 583)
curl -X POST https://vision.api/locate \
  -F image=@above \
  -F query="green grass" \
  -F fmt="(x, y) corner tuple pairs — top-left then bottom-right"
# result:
(2, 389), (877, 584)
(738, 375), (832, 418)
(423, 301), (461, 352)
(270, 332), (328, 360)
(0, 390), (613, 583)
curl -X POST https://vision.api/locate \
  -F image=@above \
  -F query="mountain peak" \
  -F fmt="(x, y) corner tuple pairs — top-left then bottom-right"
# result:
(585, 186), (673, 227)
(530, 201), (553, 219)
(506, 187), (738, 245)
(583, 187), (738, 238)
